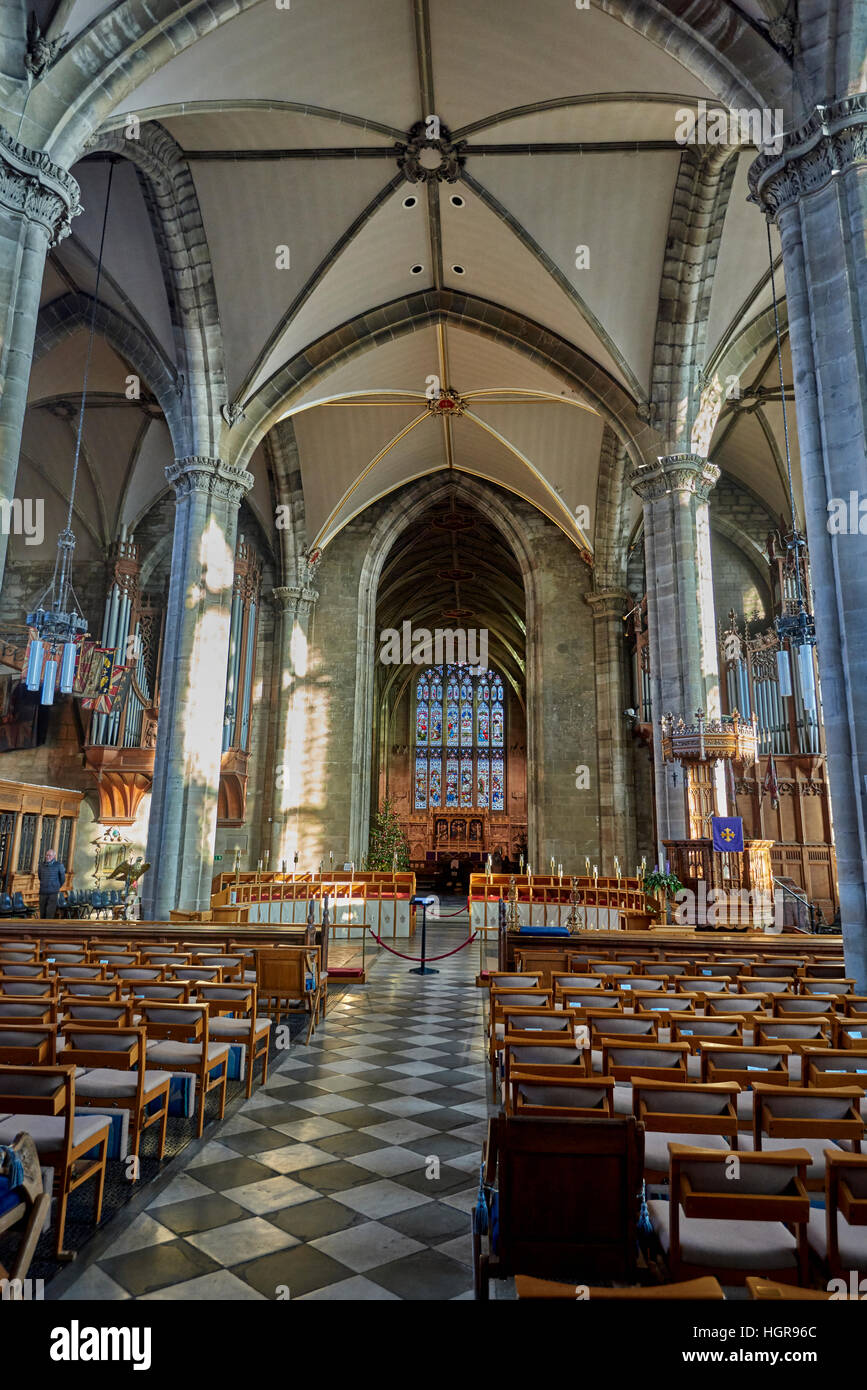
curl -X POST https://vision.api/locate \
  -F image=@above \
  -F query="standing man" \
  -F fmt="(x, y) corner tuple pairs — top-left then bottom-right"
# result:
(38, 847), (65, 919)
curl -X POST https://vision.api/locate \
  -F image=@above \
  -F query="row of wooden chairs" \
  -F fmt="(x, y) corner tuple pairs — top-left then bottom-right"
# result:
(474, 1114), (867, 1295)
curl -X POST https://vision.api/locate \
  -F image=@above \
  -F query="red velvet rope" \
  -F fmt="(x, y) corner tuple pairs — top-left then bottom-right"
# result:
(364, 925), (478, 961)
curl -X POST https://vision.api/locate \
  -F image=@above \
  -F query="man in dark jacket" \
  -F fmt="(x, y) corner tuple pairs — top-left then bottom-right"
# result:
(38, 848), (65, 919)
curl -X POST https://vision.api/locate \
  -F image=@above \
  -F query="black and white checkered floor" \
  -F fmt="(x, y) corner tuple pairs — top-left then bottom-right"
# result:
(52, 921), (501, 1301)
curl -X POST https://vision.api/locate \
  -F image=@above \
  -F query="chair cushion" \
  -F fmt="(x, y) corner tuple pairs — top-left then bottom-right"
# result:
(648, 1199), (799, 1269)
(643, 1130), (728, 1173)
(146, 1040), (230, 1067)
(0, 1113), (109, 1151)
(806, 1205), (867, 1273)
(208, 1016), (272, 1037)
(74, 1068), (173, 1099)
(612, 1084), (632, 1115)
(517, 1083), (609, 1109)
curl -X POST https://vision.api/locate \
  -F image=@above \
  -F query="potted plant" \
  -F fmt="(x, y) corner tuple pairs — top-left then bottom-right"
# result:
(642, 864), (683, 925)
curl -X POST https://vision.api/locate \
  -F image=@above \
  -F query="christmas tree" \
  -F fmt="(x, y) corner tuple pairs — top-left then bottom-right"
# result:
(365, 797), (410, 871)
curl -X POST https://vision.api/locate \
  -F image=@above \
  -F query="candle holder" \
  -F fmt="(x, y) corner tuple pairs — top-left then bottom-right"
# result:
(506, 875), (521, 934)
(565, 876), (584, 934)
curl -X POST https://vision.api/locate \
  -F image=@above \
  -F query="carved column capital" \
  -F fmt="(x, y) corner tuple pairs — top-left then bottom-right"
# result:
(166, 456), (253, 504)
(629, 454), (719, 503)
(748, 95), (867, 219)
(272, 584), (319, 616)
(0, 125), (81, 245)
(585, 587), (631, 620)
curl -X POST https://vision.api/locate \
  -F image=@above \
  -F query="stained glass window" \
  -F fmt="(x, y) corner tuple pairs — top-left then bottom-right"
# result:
(429, 762), (442, 807)
(445, 755), (459, 807)
(460, 751), (473, 807)
(491, 755), (505, 811)
(477, 757), (489, 807)
(414, 666), (507, 813)
(415, 755), (428, 809)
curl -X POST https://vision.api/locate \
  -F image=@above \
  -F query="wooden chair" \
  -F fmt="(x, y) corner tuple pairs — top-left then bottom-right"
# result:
(0, 976), (55, 997)
(775, 994), (838, 1018)
(808, 1149), (867, 1280)
(802, 1047), (867, 1089)
(586, 1011), (659, 1046)
(755, 1017), (834, 1067)
(559, 989), (623, 1023)
(507, 1068), (615, 1118)
(0, 962), (45, 978)
(58, 997), (137, 1028)
(749, 1082), (863, 1185)
(503, 1036), (586, 1093)
(489, 988), (553, 1085)
(474, 1114), (645, 1298)
(0, 1065), (110, 1257)
(0, 995), (56, 1026)
(195, 954), (245, 982)
(501, 1006), (579, 1041)
(0, 1132), (51, 1285)
(698, 1041), (792, 1080)
(197, 983), (272, 1097)
(706, 992), (768, 1015)
(486, 972), (542, 991)
(837, 1019), (867, 1050)
(515, 1274), (724, 1299)
(61, 979), (123, 1000)
(88, 952), (140, 969)
(254, 948), (321, 1043)
(0, 1023), (57, 1066)
(670, 1014), (746, 1050)
(647, 1144), (812, 1286)
(169, 965), (225, 984)
(633, 1078), (740, 1180)
(139, 1001), (230, 1136)
(58, 1025), (171, 1166)
(600, 1040), (690, 1085)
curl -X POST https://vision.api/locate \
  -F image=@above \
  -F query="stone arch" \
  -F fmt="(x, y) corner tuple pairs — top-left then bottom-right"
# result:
(230, 290), (664, 477)
(347, 473), (544, 864)
(84, 123), (227, 458)
(34, 290), (184, 441)
(21, 0), (794, 165)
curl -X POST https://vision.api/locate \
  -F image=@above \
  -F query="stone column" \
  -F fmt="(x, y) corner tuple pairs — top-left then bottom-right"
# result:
(586, 588), (635, 865)
(0, 126), (80, 587)
(269, 579), (319, 867)
(143, 456), (253, 919)
(631, 455), (721, 849)
(749, 97), (867, 989)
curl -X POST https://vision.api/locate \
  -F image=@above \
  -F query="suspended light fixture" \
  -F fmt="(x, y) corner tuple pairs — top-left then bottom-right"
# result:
(25, 160), (115, 705)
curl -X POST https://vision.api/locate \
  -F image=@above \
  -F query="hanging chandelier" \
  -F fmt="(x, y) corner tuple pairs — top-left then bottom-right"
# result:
(25, 160), (115, 705)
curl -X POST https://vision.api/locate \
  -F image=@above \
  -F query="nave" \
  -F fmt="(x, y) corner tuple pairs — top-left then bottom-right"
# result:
(48, 921), (495, 1302)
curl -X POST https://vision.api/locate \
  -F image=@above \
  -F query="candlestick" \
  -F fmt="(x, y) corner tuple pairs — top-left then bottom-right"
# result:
(519, 853), (525, 872)
(263, 849), (270, 870)
(585, 856), (591, 875)
(257, 859), (263, 872)
(550, 856), (555, 874)
(329, 850), (334, 867)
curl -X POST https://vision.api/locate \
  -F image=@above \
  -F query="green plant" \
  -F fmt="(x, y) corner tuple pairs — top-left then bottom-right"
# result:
(364, 797), (410, 871)
(643, 869), (683, 899)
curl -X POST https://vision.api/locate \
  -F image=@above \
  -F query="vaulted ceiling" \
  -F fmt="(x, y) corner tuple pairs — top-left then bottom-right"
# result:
(17, 0), (802, 581)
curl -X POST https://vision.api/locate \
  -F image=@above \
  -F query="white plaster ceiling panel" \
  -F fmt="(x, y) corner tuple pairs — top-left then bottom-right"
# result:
(61, 0), (112, 42)
(18, 410), (104, 559)
(28, 332), (130, 403)
(247, 186), (431, 399)
(431, 0), (715, 132)
(464, 151), (681, 394)
(705, 153), (781, 361)
(113, 0), (418, 133)
(39, 258), (69, 307)
(124, 418), (174, 531)
(12, 457), (99, 565)
(444, 325), (592, 400)
(468, 400), (604, 536)
(162, 110), (396, 151)
(439, 182), (629, 388)
(287, 327), (441, 412)
(70, 160), (175, 358)
(191, 158), (393, 397)
(49, 234), (154, 353)
(449, 414), (588, 540)
(713, 408), (791, 519)
(474, 98), (703, 144)
(293, 402), (430, 543)
(73, 405), (147, 535)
